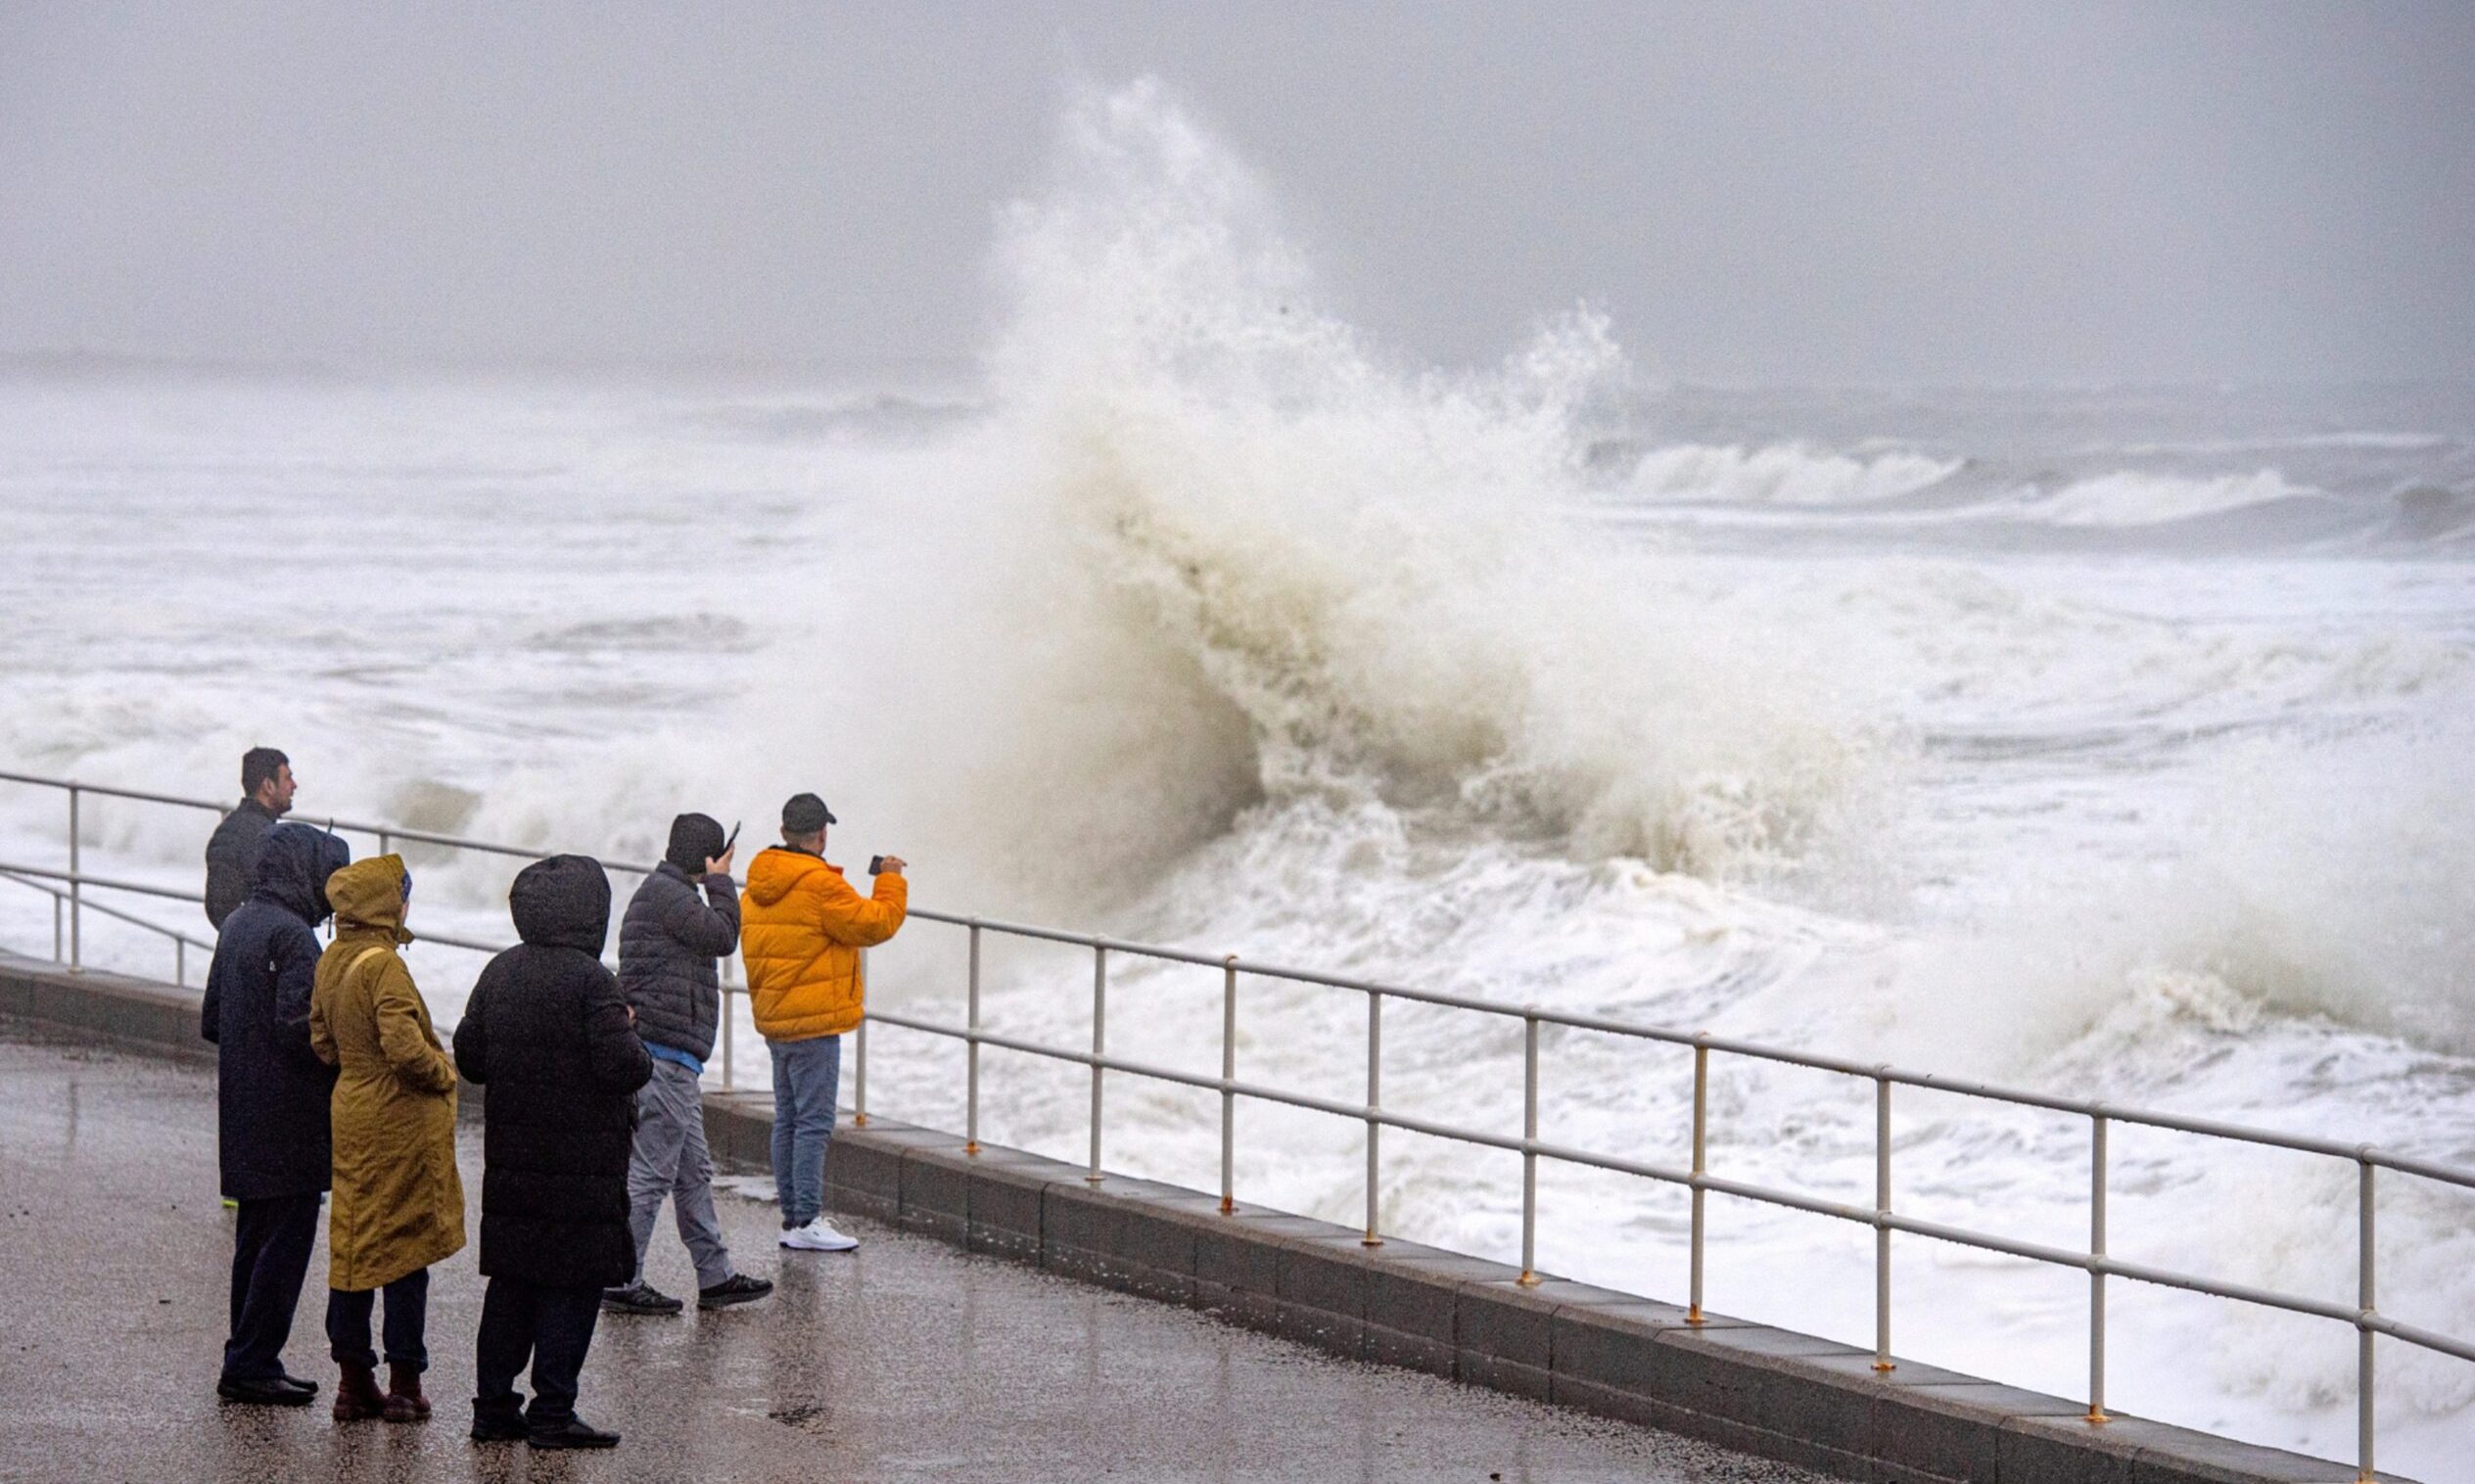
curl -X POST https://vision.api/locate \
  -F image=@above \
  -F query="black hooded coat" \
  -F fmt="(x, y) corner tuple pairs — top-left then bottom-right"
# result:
(451, 854), (653, 1289)
(200, 822), (350, 1200)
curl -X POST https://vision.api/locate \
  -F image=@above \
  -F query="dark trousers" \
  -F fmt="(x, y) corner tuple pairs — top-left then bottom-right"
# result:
(474, 1277), (603, 1426)
(222, 1192), (320, 1380)
(325, 1268), (430, 1370)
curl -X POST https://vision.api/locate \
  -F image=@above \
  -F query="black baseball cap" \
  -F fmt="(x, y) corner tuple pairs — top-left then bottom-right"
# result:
(781, 793), (837, 833)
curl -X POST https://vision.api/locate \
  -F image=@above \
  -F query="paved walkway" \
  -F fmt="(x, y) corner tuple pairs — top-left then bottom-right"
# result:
(0, 1025), (1815, 1483)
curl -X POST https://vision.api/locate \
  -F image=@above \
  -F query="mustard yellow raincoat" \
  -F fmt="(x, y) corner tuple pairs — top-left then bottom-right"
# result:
(309, 855), (465, 1291)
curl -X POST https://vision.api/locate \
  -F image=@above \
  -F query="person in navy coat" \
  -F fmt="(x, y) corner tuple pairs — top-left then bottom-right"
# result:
(201, 821), (350, 1405)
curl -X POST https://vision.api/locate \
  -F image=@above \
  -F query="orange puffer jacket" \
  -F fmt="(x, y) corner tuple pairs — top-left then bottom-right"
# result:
(740, 847), (908, 1042)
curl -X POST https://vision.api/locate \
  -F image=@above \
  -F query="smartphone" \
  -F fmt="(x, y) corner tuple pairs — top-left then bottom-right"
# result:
(867, 855), (886, 875)
(723, 820), (741, 854)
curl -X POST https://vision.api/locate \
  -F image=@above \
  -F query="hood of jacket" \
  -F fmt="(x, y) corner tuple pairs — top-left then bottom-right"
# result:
(510, 854), (611, 954)
(745, 845), (832, 908)
(327, 855), (411, 943)
(249, 822), (350, 925)
(665, 812), (726, 875)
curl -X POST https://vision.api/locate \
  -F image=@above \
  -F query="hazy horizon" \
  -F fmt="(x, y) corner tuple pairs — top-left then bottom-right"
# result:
(5, 2), (2473, 388)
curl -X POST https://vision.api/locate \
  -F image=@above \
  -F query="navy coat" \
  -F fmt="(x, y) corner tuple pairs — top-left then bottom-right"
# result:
(200, 823), (350, 1201)
(452, 855), (653, 1289)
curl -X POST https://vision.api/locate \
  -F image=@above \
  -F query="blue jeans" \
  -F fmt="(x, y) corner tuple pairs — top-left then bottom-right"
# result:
(769, 1035), (841, 1229)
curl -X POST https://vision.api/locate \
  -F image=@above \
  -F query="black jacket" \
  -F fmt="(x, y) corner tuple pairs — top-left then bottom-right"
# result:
(616, 862), (738, 1063)
(204, 798), (282, 930)
(452, 855), (653, 1289)
(200, 823), (350, 1200)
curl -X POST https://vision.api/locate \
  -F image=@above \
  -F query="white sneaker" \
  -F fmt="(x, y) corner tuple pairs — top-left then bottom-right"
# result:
(778, 1217), (859, 1252)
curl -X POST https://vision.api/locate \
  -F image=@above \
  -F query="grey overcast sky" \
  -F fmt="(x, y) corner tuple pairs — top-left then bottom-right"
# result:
(3, 1), (2470, 386)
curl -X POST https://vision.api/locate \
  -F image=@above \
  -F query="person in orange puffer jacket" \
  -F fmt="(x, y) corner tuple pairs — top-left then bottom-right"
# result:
(739, 792), (907, 1253)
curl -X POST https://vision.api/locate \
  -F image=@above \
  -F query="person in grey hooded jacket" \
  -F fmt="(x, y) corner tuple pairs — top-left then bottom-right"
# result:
(603, 812), (771, 1316)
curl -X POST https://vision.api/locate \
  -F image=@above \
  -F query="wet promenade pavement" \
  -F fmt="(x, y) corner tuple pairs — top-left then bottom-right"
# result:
(0, 1026), (1816, 1484)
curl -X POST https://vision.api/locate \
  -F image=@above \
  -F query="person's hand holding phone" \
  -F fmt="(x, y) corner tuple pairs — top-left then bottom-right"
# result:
(706, 821), (741, 879)
(868, 855), (908, 877)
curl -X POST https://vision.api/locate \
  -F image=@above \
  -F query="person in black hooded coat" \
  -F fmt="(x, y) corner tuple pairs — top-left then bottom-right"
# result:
(451, 854), (652, 1449)
(200, 821), (350, 1405)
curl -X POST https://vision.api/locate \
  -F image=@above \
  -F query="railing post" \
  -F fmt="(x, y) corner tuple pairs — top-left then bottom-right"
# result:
(1874, 1073), (1894, 1372)
(1518, 1012), (1540, 1284)
(720, 981), (733, 1091)
(1220, 955), (1238, 1214)
(67, 783), (81, 969)
(853, 947), (868, 1127)
(964, 920), (982, 1155)
(2089, 1113), (2109, 1423)
(2359, 1159), (2376, 1483)
(52, 895), (63, 961)
(1087, 946), (1106, 1183)
(175, 938), (186, 987)
(1688, 1038), (1708, 1323)
(377, 829), (391, 858)
(1363, 992), (1382, 1247)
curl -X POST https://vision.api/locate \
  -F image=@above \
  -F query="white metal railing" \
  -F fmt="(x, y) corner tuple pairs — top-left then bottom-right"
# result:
(0, 863), (214, 985)
(1, 768), (2468, 1480)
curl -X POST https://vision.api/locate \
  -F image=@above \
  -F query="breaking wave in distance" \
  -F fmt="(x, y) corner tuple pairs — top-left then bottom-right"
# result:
(2019, 468), (2317, 528)
(1627, 441), (1961, 505)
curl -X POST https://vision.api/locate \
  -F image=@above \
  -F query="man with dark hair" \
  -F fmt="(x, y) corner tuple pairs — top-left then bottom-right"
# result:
(205, 747), (297, 930)
(202, 822), (351, 1406)
(604, 812), (771, 1316)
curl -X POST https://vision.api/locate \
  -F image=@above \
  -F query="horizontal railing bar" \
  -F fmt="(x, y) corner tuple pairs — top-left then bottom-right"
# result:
(8, 769), (2471, 1183)
(0, 867), (69, 903)
(2372, 1314), (2475, 1367)
(0, 861), (510, 956)
(0, 771), (227, 812)
(906, 909), (2475, 1192)
(0, 867), (210, 950)
(869, 1006), (2475, 1367)
(14, 770), (2470, 1187)
(0, 860), (205, 905)
(0, 773), (657, 876)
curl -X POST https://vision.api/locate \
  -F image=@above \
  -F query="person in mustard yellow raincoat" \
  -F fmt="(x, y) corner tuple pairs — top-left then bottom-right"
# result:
(310, 855), (465, 1424)
(740, 792), (905, 1254)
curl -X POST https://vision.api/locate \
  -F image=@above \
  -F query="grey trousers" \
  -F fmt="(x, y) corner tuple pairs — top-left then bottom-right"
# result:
(625, 1057), (733, 1290)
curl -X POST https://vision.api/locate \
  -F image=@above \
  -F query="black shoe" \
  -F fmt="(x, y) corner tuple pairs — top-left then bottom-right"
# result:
(528, 1416), (621, 1450)
(217, 1373), (316, 1407)
(697, 1274), (774, 1310)
(470, 1408), (529, 1444)
(274, 1371), (318, 1396)
(600, 1280), (683, 1316)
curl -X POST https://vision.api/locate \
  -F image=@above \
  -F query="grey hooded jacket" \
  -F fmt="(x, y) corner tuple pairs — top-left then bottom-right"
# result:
(616, 861), (739, 1063)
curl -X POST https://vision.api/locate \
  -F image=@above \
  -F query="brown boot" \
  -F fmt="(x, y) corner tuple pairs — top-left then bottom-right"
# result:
(332, 1363), (386, 1421)
(381, 1362), (429, 1422)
